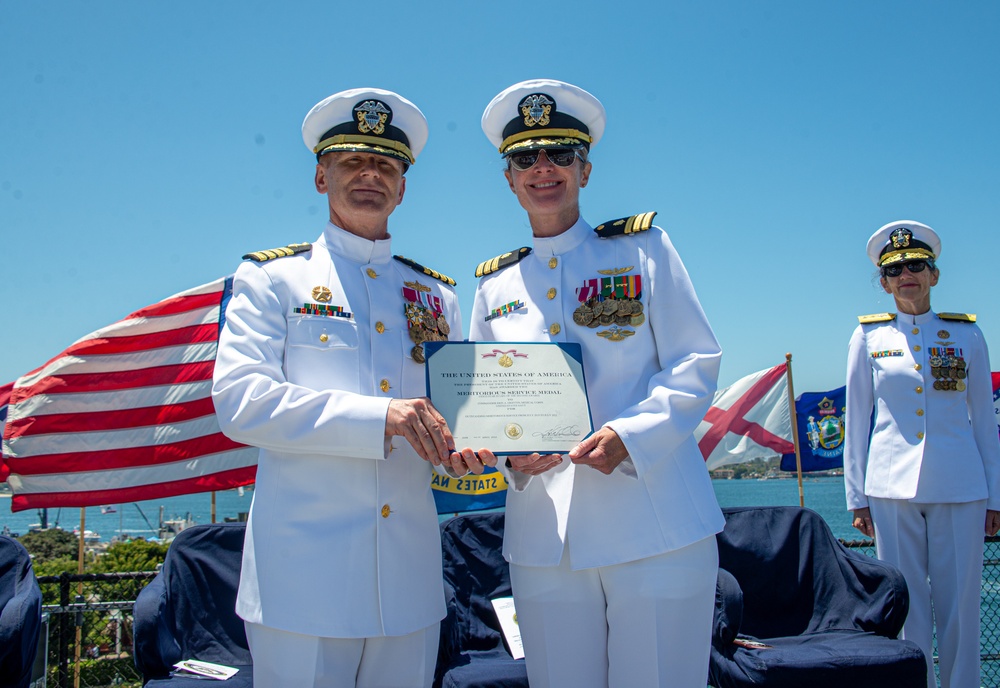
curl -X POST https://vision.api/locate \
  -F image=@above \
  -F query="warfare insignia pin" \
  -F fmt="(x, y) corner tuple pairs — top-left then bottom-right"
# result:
(520, 94), (553, 127)
(312, 286), (332, 303)
(354, 99), (391, 135)
(596, 326), (635, 342)
(404, 280), (432, 293)
(890, 227), (912, 249)
(597, 266), (634, 276)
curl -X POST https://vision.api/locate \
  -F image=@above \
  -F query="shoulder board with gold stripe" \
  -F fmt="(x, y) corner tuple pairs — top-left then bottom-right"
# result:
(242, 243), (312, 262)
(858, 312), (896, 324)
(594, 211), (657, 238)
(393, 255), (456, 286)
(475, 247), (532, 278)
(938, 312), (977, 323)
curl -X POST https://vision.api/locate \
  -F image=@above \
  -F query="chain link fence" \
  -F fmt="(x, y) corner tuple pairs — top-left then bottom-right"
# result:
(842, 537), (1000, 686)
(27, 538), (1000, 687)
(34, 571), (155, 688)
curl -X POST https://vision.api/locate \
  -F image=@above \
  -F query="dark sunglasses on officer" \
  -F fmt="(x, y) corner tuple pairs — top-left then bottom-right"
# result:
(881, 259), (935, 278)
(507, 147), (586, 171)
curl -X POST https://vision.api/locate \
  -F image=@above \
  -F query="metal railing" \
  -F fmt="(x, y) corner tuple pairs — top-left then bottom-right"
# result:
(29, 537), (1000, 687)
(35, 571), (155, 688)
(842, 536), (1000, 685)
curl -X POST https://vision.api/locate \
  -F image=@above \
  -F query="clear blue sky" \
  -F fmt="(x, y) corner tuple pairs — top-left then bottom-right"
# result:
(2, 1), (999, 395)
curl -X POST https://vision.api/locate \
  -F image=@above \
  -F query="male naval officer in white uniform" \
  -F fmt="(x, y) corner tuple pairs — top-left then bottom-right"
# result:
(457, 79), (725, 688)
(213, 88), (466, 688)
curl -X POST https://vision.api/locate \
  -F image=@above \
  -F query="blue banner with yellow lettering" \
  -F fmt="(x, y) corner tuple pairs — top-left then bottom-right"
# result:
(780, 386), (847, 472)
(432, 466), (508, 514)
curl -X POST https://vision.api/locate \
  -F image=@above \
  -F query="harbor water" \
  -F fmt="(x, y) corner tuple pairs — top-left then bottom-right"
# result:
(0, 477), (854, 542)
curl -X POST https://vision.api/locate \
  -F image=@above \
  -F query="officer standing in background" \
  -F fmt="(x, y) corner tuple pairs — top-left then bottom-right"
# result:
(456, 79), (725, 687)
(845, 220), (1000, 688)
(213, 88), (466, 688)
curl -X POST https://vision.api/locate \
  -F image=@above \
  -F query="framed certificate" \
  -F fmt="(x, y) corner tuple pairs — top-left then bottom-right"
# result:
(424, 341), (594, 455)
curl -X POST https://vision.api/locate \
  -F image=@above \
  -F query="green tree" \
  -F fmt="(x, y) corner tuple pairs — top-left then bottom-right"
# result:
(18, 528), (78, 562)
(93, 539), (169, 574)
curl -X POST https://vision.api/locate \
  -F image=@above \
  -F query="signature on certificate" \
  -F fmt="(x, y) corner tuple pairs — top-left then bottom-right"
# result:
(532, 425), (582, 439)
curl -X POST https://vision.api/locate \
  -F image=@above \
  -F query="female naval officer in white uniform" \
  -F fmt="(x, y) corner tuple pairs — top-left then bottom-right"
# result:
(844, 220), (1000, 688)
(453, 79), (724, 688)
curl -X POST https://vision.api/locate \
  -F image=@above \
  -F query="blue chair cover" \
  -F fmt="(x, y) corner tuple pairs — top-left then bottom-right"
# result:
(436, 512), (528, 688)
(709, 506), (927, 687)
(0, 535), (43, 688)
(133, 523), (252, 686)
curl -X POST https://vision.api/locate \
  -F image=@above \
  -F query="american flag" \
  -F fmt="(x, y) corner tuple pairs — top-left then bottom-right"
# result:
(1, 277), (258, 512)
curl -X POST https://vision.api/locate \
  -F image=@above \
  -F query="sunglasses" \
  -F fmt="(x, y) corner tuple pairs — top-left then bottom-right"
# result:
(508, 148), (584, 171)
(882, 260), (934, 278)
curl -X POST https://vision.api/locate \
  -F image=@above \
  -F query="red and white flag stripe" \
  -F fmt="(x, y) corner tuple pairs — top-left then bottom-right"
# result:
(1, 277), (258, 512)
(695, 363), (794, 470)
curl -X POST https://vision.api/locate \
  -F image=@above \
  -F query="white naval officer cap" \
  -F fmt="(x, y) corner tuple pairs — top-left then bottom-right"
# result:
(302, 87), (428, 167)
(866, 220), (941, 267)
(481, 79), (607, 156)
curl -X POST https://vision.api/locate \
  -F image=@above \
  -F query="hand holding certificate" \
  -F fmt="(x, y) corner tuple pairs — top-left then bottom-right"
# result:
(424, 341), (594, 455)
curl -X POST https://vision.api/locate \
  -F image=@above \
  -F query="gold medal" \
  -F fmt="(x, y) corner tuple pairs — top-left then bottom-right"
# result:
(957, 380), (966, 391)
(311, 286), (332, 303)
(437, 315), (451, 335)
(631, 313), (646, 327)
(411, 345), (425, 363)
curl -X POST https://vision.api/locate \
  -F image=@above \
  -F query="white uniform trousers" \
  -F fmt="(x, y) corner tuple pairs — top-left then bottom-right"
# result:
(509, 535), (718, 688)
(244, 621), (439, 688)
(869, 498), (985, 688)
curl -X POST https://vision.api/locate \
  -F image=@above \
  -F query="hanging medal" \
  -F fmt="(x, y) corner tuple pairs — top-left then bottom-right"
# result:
(403, 281), (449, 363)
(573, 268), (644, 337)
(929, 346), (966, 391)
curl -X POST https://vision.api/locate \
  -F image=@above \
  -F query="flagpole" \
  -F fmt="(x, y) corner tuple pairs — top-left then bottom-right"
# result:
(211, 491), (217, 524)
(74, 506), (86, 688)
(785, 353), (805, 508)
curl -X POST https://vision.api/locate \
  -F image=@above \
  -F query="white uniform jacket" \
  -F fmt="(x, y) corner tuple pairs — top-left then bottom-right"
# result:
(212, 223), (463, 638)
(844, 310), (1000, 511)
(469, 217), (725, 569)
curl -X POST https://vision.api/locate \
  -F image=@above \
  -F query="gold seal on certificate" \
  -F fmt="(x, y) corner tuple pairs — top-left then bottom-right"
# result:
(424, 341), (594, 454)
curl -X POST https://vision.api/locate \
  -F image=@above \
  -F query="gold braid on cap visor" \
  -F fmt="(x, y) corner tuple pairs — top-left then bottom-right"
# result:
(500, 128), (592, 154)
(878, 247), (936, 266)
(314, 134), (415, 164)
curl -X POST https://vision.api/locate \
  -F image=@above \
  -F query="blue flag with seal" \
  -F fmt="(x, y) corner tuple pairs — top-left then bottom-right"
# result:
(780, 386), (847, 472)
(431, 465), (508, 514)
